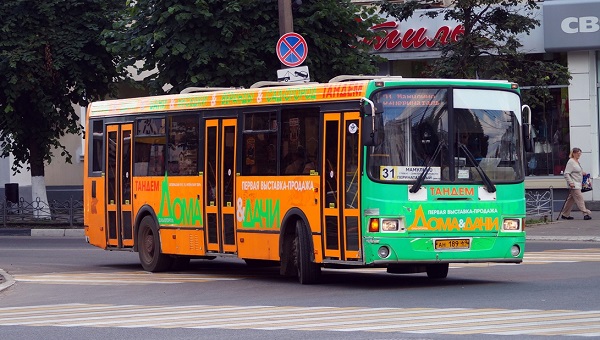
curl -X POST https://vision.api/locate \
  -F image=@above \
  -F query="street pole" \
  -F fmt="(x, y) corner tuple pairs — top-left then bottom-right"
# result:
(278, 0), (293, 36)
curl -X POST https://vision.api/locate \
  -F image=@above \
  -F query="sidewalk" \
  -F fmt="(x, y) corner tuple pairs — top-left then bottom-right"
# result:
(526, 210), (600, 242)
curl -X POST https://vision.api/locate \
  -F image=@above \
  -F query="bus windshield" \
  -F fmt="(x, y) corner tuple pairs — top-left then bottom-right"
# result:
(368, 87), (524, 183)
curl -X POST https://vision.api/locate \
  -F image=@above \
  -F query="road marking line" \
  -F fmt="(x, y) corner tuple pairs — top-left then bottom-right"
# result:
(1, 304), (599, 337)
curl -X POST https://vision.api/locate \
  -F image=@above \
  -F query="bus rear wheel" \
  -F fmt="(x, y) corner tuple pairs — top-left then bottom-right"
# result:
(426, 263), (449, 279)
(138, 216), (172, 272)
(293, 220), (321, 284)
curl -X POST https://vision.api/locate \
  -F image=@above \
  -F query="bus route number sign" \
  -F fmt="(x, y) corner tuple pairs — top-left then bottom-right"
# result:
(380, 165), (441, 181)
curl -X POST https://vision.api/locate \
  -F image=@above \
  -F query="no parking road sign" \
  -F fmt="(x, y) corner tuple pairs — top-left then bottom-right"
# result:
(276, 32), (308, 67)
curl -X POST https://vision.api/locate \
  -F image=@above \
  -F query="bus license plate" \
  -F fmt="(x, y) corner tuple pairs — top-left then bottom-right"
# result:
(435, 239), (470, 250)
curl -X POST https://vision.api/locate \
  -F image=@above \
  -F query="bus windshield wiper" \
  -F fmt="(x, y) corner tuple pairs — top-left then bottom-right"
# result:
(459, 144), (496, 193)
(409, 141), (445, 193)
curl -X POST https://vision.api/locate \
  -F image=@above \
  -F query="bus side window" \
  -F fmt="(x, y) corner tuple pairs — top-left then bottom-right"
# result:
(280, 108), (320, 175)
(167, 115), (199, 176)
(90, 120), (104, 174)
(243, 135), (256, 174)
(284, 147), (306, 175)
(242, 132), (277, 175)
(148, 144), (165, 176)
(242, 111), (277, 176)
(135, 118), (166, 176)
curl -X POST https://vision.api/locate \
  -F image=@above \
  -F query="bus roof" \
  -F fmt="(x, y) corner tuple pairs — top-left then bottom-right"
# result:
(88, 77), (516, 117)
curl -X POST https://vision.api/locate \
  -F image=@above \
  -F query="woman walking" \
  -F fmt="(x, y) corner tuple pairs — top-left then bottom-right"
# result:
(560, 147), (592, 220)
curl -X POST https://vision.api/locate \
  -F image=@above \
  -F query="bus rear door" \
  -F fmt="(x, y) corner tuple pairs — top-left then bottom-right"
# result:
(105, 124), (134, 248)
(322, 112), (362, 261)
(204, 118), (238, 254)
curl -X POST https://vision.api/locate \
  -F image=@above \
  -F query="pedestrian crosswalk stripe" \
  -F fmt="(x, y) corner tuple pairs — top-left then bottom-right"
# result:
(523, 248), (600, 264)
(13, 271), (244, 285)
(0, 304), (599, 337)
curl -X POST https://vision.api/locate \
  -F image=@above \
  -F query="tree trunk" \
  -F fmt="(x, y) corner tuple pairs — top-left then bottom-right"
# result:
(29, 140), (51, 219)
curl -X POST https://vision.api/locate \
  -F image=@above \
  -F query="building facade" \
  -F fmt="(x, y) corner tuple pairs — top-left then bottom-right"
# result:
(0, 108), (85, 202)
(542, 0), (600, 206)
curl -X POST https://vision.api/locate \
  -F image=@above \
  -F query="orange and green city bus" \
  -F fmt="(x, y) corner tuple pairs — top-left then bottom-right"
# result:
(83, 76), (528, 284)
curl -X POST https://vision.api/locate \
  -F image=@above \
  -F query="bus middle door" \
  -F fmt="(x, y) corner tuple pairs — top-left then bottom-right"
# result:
(105, 124), (134, 248)
(322, 112), (361, 261)
(204, 119), (237, 254)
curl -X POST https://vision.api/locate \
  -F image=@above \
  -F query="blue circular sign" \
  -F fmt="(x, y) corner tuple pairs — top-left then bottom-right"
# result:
(276, 33), (308, 67)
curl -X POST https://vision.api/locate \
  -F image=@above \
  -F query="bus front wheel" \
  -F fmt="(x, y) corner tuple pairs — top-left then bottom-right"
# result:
(294, 220), (321, 284)
(426, 263), (449, 279)
(138, 216), (172, 272)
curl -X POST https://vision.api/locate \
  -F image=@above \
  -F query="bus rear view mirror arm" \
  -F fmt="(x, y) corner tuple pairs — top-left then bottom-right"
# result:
(361, 98), (384, 147)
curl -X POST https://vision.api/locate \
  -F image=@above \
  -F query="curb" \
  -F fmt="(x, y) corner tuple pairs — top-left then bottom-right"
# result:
(31, 229), (85, 237)
(0, 229), (84, 237)
(527, 236), (600, 242)
(0, 269), (15, 293)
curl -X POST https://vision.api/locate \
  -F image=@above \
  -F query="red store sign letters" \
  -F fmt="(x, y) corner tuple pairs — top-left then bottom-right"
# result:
(365, 21), (465, 51)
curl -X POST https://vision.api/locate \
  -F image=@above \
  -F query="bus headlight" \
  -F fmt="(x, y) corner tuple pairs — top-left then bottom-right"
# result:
(502, 218), (521, 231)
(382, 219), (398, 232)
(369, 218), (406, 233)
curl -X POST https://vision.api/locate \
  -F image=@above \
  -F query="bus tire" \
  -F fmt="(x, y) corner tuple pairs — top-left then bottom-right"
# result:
(426, 263), (449, 279)
(138, 216), (172, 272)
(294, 220), (321, 284)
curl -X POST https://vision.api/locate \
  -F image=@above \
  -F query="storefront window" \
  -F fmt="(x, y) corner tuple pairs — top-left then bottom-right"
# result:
(598, 52), (600, 129)
(597, 51), (600, 168)
(522, 87), (570, 176)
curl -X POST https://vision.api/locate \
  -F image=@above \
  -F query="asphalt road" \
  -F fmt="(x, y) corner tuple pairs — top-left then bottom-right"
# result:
(1, 237), (599, 339)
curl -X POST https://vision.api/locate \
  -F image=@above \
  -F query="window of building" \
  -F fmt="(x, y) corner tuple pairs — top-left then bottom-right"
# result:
(597, 51), (600, 164)
(520, 53), (570, 177)
(522, 87), (570, 176)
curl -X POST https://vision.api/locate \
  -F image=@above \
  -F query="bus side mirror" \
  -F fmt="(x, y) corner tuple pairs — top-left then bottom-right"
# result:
(361, 101), (384, 146)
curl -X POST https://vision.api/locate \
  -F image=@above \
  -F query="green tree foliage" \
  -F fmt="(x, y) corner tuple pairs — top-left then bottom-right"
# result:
(105, 0), (384, 93)
(379, 0), (570, 108)
(0, 0), (124, 176)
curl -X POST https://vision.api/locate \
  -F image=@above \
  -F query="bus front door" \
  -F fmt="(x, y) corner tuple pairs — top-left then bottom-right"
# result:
(204, 119), (238, 254)
(322, 112), (361, 261)
(105, 124), (134, 248)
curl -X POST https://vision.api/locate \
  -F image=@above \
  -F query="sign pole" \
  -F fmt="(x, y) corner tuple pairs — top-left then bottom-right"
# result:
(278, 0), (293, 36)
(278, 0), (293, 68)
